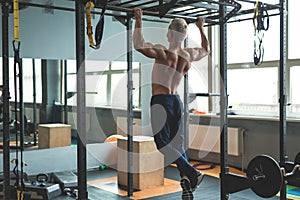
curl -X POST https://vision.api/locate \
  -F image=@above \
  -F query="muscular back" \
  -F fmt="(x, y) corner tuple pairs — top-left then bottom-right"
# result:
(133, 10), (210, 95)
(152, 46), (191, 95)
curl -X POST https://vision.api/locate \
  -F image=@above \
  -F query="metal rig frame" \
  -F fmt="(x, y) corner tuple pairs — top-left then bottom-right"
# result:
(1, 0), (286, 199)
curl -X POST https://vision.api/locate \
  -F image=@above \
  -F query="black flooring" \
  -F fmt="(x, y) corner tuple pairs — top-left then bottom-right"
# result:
(1, 166), (281, 200)
(51, 166), (280, 200)
(145, 166), (280, 200)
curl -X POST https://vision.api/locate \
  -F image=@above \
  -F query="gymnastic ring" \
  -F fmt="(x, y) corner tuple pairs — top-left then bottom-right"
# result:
(193, 162), (215, 170)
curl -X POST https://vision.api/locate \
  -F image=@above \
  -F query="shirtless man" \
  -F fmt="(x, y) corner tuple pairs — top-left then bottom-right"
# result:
(133, 8), (210, 200)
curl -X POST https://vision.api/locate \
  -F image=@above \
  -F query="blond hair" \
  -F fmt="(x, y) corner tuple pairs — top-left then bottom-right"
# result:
(168, 18), (188, 41)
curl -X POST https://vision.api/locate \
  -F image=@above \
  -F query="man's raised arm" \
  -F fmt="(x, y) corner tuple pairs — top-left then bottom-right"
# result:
(132, 8), (144, 50)
(132, 8), (162, 59)
(186, 17), (211, 62)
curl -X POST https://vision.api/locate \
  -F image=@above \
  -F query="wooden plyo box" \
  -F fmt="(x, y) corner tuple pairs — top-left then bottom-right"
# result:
(117, 136), (164, 190)
(38, 124), (71, 149)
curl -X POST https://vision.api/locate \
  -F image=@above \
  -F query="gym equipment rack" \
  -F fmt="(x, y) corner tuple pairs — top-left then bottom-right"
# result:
(1, 0), (286, 199)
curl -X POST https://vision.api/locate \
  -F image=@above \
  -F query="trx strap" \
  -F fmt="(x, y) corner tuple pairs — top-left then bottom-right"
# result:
(13, 0), (20, 42)
(12, 0), (25, 199)
(253, 0), (269, 31)
(85, 0), (108, 49)
(253, 0), (269, 66)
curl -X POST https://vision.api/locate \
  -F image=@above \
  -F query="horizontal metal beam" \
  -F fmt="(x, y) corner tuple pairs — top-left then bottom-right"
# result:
(18, 0), (280, 26)
(236, 0), (281, 9)
(127, 0), (157, 9)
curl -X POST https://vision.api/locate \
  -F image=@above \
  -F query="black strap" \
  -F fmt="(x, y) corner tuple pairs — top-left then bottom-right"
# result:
(86, 0), (108, 49)
(12, 40), (25, 192)
(253, 2), (269, 31)
(13, 40), (21, 190)
(253, 31), (264, 66)
(253, 1), (269, 66)
(94, 0), (107, 49)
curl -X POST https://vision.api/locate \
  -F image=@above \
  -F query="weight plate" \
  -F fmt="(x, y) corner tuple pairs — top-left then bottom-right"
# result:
(247, 155), (283, 198)
(295, 152), (300, 164)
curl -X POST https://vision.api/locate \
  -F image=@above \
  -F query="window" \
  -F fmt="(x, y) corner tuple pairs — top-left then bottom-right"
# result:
(187, 24), (211, 113)
(110, 62), (140, 108)
(290, 66), (300, 104)
(289, 66), (300, 117)
(186, 60), (211, 113)
(213, 1), (285, 117)
(228, 67), (278, 116)
(188, 23), (205, 48)
(0, 57), (2, 85)
(0, 57), (1, 78)
(0, 57), (42, 104)
(86, 74), (108, 107)
(227, 20), (253, 63)
(86, 60), (109, 107)
(66, 60), (140, 109)
(65, 60), (109, 107)
(66, 60), (77, 106)
(23, 58), (42, 103)
(227, 14), (280, 63)
(288, 1), (300, 59)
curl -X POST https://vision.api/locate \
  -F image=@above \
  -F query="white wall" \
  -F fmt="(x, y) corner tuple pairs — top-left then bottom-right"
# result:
(0, 1), (168, 61)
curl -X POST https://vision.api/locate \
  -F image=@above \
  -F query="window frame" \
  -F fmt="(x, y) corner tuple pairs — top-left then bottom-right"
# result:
(65, 60), (141, 109)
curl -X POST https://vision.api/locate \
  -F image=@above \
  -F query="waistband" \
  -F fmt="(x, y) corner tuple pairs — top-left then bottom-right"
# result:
(151, 94), (180, 98)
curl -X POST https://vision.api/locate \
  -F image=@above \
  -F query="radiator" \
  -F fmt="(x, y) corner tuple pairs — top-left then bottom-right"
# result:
(189, 125), (243, 156)
(117, 117), (244, 157)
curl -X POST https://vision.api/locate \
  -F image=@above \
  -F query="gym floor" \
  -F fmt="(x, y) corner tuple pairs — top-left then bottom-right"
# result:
(0, 139), (297, 200)
(51, 166), (281, 200)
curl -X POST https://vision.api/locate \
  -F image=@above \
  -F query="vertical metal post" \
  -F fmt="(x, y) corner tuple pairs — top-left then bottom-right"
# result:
(207, 28), (213, 112)
(279, 0), (287, 199)
(183, 39), (189, 151)
(18, 56), (25, 187)
(126, 14), (134, 198)
(64, 60), (68, 124)
(32, 59), (37, 146)
(75, 1), (88, 199)
(183, 76), (189, 150)
(220, 1), (229, 200)
(1, 1), (11, 199)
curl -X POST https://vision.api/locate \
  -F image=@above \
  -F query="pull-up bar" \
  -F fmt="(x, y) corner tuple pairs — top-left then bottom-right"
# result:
(189, 93), (221, 104)
(190, 93), (221, 97)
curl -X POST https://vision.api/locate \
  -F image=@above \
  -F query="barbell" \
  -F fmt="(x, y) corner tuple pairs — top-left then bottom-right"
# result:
(224, 154), (300, 198)
(247, 155), (283, 198)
